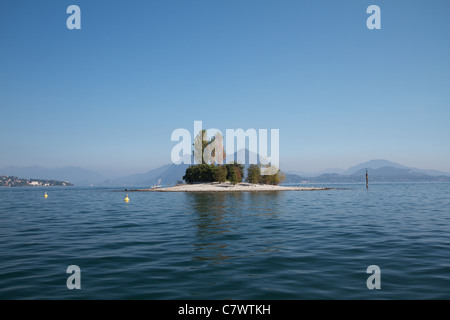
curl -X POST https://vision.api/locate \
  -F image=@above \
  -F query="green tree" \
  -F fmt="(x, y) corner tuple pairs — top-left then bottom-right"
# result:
(228, 166), (240, 184)
(225, 163), (244, 183)
(246, 164), (261, 184)
(277, 171), (286, 185)
(259, 173), (270, 185)
(269, 170), (283, 185)
(259, 169), (285, 185)
(212, 165), (227, 182)
(182, 164), (215, 183)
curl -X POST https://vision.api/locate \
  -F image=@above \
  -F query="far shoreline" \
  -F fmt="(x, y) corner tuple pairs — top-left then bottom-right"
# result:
(125, 182), (332, 192)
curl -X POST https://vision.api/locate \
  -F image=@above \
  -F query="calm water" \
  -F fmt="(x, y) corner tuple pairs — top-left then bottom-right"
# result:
(0, 183), (449, 299)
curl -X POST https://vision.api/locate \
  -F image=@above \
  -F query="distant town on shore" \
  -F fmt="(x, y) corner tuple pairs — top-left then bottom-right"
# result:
(0, 176), (73, 187)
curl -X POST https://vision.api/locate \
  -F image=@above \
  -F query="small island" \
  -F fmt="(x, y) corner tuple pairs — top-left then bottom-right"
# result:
(126, 131), (331, 192)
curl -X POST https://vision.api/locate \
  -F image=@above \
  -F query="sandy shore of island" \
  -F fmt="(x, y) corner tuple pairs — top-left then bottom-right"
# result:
(127, 182), (331, 192)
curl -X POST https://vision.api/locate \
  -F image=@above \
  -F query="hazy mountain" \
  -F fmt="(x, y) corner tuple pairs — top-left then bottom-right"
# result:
(284, 174), (311, 183)
(285, 166), (450, 183)
(344, 159), (450, 177)
(310, 168), (345, 175)
(351, 167), (450, 182)
(106, 163), (190, 187)
(344, 159), (408, 175)
(288, 160), (450, 178)
(315, 168), (346, 175)
(404, 167), (450, 177)
(287, 168), (345, 177)
(4, 158), (449, 187)
(0, 166), (105, 186)
(108, 164), (172, 186)
(286, 170), (314, 177)
(285, 173), (356, 183)
(107, 149), (263, 186)
(112, 156), (450, 186)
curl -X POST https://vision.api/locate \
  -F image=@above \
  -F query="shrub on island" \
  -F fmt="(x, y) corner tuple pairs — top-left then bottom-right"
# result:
(183, 163), (244, 184)
(182, 162), (284, 185)
(182, 164), (215, 183)
(246, 164), (285, 185)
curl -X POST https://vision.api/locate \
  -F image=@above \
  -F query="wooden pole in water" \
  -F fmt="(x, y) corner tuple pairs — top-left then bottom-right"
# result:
(366, 168), (369, 189)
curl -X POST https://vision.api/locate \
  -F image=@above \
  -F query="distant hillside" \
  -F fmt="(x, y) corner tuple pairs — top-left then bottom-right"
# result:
(351, 167), (450, 182)
(287, 168), (345, 177)
(4, 158), (449, 187)
(107, 149), (263, 187)
(105, 163), (189, 187)
(284, 166), (450, 183)
(109, 157), (450, 186)
(344, 160), (408, 175)
(0, 166), (105, 186)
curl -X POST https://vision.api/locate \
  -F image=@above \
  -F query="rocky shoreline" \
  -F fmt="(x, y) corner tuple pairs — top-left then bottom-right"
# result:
(126, 182), (331, 192)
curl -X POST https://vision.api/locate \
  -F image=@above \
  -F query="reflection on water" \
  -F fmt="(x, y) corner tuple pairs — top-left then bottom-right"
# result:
(2, 184), (450, 299)
(187, 192), (283, 264)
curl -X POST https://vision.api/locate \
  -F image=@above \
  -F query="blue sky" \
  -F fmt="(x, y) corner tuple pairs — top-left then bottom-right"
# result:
(1, 0), (449, 176)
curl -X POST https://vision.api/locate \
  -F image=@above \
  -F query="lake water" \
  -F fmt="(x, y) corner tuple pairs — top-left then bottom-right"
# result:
(0, 183), (449, 299)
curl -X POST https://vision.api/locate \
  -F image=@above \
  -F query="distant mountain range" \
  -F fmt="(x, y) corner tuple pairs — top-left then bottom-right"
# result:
(104, 149), (261, 187)
(342, 159), (450, 177)
(0, 166), (105, 186)
(2, 158), (450, 186)
(103, 163), (189, 187)
(285, 160), (450, 183)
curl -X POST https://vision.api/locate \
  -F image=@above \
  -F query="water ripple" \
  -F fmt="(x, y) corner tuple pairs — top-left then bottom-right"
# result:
(1, 183), (450, 299)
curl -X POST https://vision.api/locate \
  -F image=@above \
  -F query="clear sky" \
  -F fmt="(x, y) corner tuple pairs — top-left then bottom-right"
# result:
(1, 0), (450, 176)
